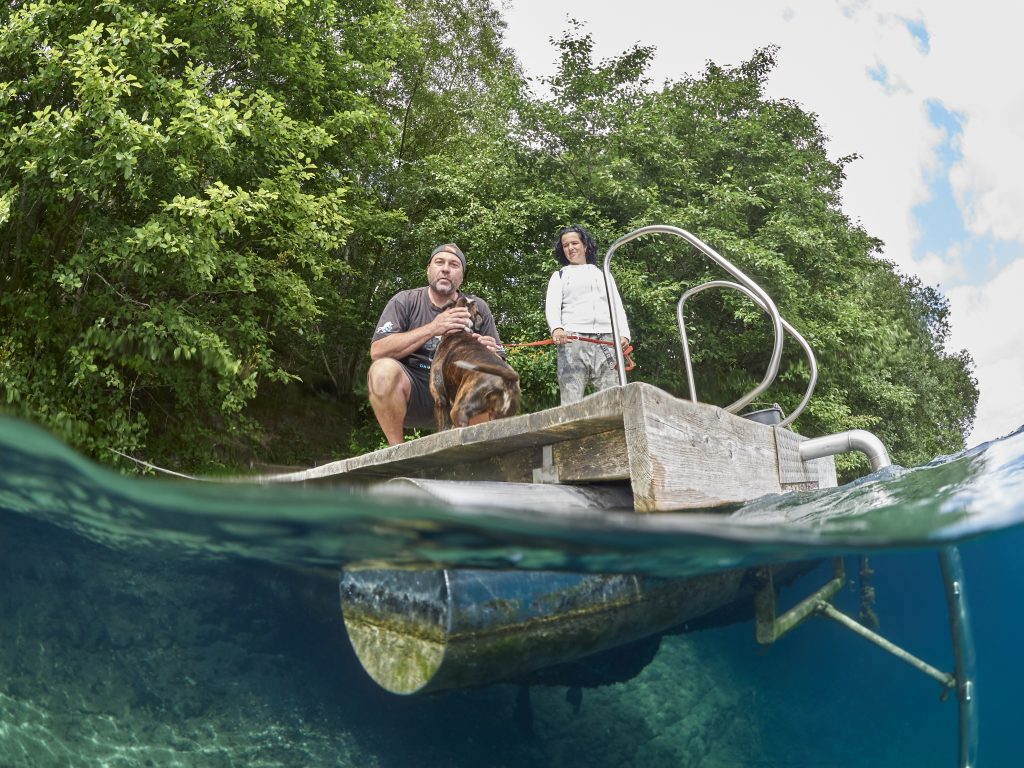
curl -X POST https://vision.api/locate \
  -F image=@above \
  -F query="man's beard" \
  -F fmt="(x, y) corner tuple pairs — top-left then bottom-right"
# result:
(430, 277), (456, 295)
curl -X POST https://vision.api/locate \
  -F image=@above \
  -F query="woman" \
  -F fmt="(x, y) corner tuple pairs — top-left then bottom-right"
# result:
(544, 225), (631, 405)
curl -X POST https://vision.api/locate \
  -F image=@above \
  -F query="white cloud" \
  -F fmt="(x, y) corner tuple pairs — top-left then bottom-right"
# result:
(919, 7), (1024, 243)
(503, 0), (942, 274)
(910, 244), (967, 289)
(504, 0), (1024, 257)
(948, 259), (1024, 445)
(952, 113), (1024, 242)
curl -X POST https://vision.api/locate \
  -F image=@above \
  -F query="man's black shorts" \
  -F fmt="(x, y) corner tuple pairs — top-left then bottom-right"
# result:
(401, 365), (435, 429)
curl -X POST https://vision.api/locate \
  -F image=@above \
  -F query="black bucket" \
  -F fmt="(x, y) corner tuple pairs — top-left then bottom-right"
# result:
(742, 404), (784, 426)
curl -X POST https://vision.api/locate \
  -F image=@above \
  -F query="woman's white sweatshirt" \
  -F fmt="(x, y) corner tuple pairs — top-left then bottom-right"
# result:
(545, 264), (630, 340)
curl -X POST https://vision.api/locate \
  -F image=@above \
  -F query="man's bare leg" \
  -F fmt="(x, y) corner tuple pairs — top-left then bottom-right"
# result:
(367, 359), (412, 446)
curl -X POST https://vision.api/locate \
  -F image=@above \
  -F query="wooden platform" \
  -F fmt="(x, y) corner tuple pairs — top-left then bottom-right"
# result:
(257, 382), (836, 512)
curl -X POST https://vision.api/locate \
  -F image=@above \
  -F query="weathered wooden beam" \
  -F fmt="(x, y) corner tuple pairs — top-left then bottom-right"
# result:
(552, 428), (631, 482)
(622, 385), (784, 512)
(775, 427), (838, 489)
(250, 382), (836, 513)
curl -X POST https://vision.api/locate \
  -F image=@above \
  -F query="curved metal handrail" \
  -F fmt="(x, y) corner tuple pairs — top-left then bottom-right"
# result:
(602, 225), (784, 414)
(677, 280), (818, 426)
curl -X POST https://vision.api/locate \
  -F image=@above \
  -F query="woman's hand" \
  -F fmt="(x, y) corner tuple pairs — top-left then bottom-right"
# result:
(473, 334), (500, 353)
(552, 328), (567, 345)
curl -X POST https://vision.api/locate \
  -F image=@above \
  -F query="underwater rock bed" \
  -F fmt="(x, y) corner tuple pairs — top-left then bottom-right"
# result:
(0, 511), (764, 767)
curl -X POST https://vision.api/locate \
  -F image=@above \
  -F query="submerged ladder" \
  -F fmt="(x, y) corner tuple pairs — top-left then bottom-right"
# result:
(602, 225), (978, 768)
(755, 545), (977, 768)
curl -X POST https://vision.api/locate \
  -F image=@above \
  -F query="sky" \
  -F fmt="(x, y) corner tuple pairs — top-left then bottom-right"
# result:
(502, 0), (1024, 448)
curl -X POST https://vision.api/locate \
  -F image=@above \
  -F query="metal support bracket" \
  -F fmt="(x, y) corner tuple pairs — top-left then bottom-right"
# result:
(756, 557), (955, 689)
(755, 557), (845, 644)
(755, 554), (976, 768)
(815, 601), (955, 690)
(531, 444), (560, 484)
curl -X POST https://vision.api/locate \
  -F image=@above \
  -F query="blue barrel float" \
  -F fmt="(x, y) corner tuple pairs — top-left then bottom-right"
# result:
(339, 565), (779, 694)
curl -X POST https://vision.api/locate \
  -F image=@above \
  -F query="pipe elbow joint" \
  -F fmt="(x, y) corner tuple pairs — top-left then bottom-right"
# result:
(799, 429), (891, 472)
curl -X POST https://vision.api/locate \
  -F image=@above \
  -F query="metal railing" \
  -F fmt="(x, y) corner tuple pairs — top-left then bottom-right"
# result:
(678, 280), (818, 427)
(768, 429), (977, 768)
(601, 225), (816, 423)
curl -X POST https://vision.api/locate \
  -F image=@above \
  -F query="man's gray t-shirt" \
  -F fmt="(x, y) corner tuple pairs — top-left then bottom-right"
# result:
(371, 288), (503, 374)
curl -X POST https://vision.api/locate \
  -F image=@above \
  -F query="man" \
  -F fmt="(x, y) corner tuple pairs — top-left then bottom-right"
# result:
(367, 243), (505, 446)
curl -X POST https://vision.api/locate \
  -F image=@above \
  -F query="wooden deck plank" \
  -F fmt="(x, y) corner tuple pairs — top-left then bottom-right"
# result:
(252, 382), (836, 513)
(256, 385), (628, 484)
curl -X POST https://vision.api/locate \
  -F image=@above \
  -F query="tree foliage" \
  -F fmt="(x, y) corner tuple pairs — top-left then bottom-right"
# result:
(1, 0), (404, 466)
(0, 5), (977, 475)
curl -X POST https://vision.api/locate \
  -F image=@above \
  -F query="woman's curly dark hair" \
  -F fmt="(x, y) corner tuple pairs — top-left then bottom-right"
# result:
(553, 225), (598, 266)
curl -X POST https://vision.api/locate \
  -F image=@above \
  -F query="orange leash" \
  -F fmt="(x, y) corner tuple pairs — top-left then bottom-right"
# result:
(504, 335), (635, 372)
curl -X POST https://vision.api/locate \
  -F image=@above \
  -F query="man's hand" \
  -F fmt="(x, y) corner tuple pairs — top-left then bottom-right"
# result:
(552, 328), (567, 345)
(431, 305), (473, 336)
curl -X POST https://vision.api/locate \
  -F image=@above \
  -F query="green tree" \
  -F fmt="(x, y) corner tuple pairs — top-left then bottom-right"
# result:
(0, 0), (405, 467)
(326, 0), (569, 453)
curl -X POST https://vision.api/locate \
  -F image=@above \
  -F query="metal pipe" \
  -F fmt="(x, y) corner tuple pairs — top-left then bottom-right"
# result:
(676, 280), (818, 424)
(939, 546), (978, 768)
(815, 601), (956, 689)
(798, 429), (891, 472)
(601, 225), (784, 400)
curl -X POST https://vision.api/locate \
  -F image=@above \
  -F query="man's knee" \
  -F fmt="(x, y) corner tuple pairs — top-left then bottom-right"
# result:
(364, 364), (411, 417)
(367, 359), (411, 401)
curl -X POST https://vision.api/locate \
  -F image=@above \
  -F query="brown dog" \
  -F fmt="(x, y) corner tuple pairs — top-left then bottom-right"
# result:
(429, 297), (521, 431)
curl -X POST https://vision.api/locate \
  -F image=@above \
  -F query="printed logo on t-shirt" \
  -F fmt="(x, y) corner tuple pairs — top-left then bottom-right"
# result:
(376, 321), (395, 335)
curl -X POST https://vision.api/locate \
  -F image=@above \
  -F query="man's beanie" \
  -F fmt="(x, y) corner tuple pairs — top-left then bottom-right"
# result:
(429, 243), (467, 276)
